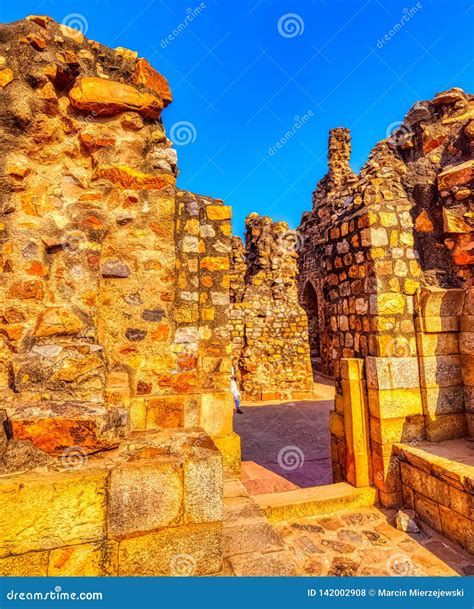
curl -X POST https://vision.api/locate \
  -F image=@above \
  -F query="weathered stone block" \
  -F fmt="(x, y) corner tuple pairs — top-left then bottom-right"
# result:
(416, 287), (465, 318)
(401, 462), (450, 506)
(449, 485), (473, 519)
(416, 332), (459, 356)
(372, 452), (401, 493)
(108, 458), (183, 538)
(213, 432), (241, 472)
(366, 356), (420, 390)
(467, 413), (474, 438)
(460, 354), (474, 386)
(460, 315), (474, 333)
(48, 541), (118, 576)
(439, 505), (474, 554)
(402, 484), (415, 509)
(459, 332), (474, 355)
(69, 77), (163, 118)
(370, 415), (425, 445)
(418, 355), (463, 388)
(340, 358), (364, 380)
(184, 453), (223, 524)
(0, 551), (49, 576)
(199, 392), (233, 438)
(425, 413), (467, 441)
(329, 410), (345, 440)
(465, 387), (474, 413)
(0, 469), (107, 557)
(9, 402), (125, 455)
(421, 386), (465, 415)
(378, 489), (403, 509)
(118, 523), (222, 576)
(414, 493), (442, 532)
(146, 396), (187, 429)
(368, 388), (423, 418)
(415, 316), (459, 333)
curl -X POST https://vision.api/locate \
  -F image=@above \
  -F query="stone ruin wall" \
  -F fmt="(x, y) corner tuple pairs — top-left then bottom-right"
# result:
(0, 15), (239, 576)
(230, 213), (313, 402)
(298, 88), (473, 546)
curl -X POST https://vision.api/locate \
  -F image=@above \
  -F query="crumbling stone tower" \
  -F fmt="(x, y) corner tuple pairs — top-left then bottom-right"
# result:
(299, 88), (473, 553)
(0, 15), (239, 576)
(230, 213), (313, 401)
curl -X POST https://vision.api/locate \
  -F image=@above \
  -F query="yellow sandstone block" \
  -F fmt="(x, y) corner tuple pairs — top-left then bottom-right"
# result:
(0, 469), (107, 557)
(48, 541), (118, 576)
(199, 392), (234, 437)
(213, 432), (241, 472)
(368, 388), (423, 418)
(118, 522), (222, 576)
(0, 551), (48, 576)
(206, 205), (232, 221)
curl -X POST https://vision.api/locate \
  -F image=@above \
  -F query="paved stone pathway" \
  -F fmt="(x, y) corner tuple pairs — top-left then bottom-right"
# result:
(221, 475), (474, 576)
(234, 399), (334, 488)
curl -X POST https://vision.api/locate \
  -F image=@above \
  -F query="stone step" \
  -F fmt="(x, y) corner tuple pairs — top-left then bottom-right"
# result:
(254, 482), (377, 521)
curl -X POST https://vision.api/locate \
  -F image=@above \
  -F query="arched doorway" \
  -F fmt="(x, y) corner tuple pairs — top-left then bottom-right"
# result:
(301, 280), (321, 379)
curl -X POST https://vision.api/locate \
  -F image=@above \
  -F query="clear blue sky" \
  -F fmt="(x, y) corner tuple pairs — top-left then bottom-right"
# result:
(2, 0), (473, 236)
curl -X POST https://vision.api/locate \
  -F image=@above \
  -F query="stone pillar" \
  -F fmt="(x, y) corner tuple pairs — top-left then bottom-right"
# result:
(366, 355), (424, 507)
(460, 287), (474, 438)
(327, 128), (352, 186)
(340, 358), (371, 488)
(415, 288), (466, 440)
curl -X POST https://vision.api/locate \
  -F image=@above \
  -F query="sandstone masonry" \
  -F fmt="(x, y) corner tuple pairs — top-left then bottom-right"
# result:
(298, 88), (473, 545)
(230, 214), (313, 401)
(0, 15), (239, 575)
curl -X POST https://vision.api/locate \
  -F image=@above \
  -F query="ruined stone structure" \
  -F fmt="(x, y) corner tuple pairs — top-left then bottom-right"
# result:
(230, 213), (313, 401)
(299, 88), (474, 552)
(0, 15), (240, 575)
(0, 14), (472, 577)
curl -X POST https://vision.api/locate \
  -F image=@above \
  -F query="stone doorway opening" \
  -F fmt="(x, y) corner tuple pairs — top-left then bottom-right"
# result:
(301, 280), (321, 379)
(233, 378), (336, 495)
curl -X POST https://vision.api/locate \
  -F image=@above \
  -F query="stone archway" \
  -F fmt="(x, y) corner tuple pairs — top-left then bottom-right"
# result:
(301, 280), (321, 379)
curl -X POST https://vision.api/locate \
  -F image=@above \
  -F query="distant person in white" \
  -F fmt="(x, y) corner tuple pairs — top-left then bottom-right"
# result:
(231, 366), (243, 414)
